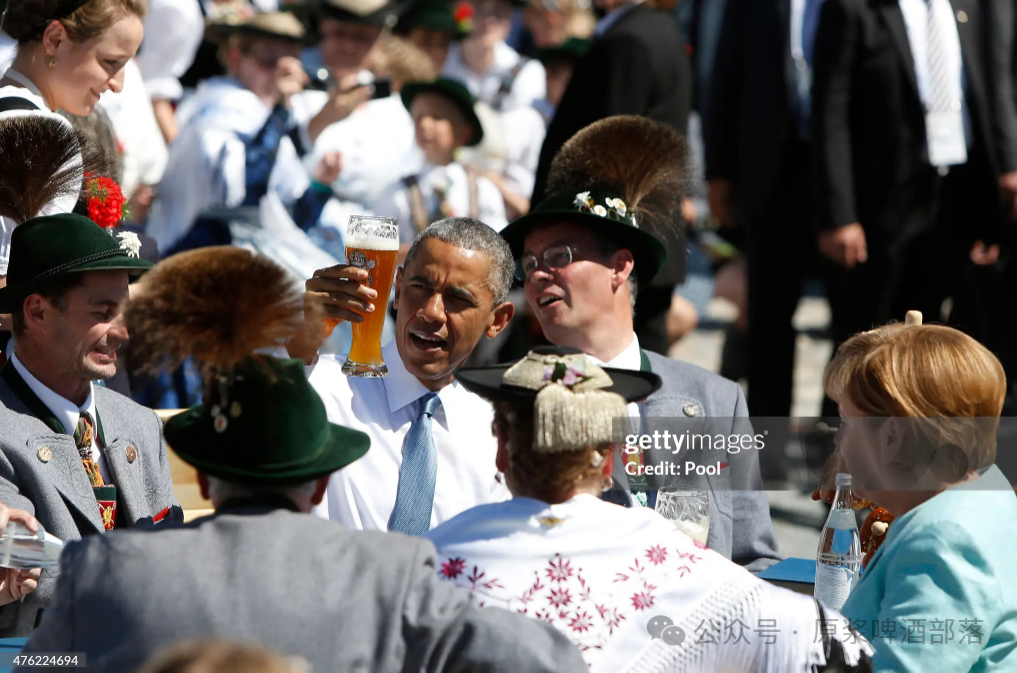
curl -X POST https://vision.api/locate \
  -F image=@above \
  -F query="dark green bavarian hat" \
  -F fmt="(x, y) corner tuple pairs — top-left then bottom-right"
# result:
(501, 188), (668, 283)
(0, 213), (153, 313)
(165, 356), (371, 487)
(205, 9), (309, 45)
(535, 37), (591, 65)
(401, 77), (484, 146)
(395, 0), (470, 39)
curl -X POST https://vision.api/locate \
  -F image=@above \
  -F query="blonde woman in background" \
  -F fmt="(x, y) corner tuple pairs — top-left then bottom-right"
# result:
(824, 320), (1017, 672)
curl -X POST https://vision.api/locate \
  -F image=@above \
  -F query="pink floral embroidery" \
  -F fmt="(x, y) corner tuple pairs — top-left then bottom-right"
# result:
(569, 610), (594, 633)
(676, 550), (702, 564)
(467, 565), (504, 591)
(441, 557), (466, 579)
(549, 587), (572, 608)
(646, 545), (668, 565)
(630, 590), (655, 611)
(545, 555), (574, 583)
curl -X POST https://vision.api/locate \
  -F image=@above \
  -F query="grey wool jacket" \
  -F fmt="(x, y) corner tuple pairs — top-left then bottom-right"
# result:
(19, 504), (590, 673)
(0, 363), (180, 636)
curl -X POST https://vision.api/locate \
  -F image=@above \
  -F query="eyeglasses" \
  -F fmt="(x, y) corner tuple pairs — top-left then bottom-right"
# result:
(516, 245), (585, 281)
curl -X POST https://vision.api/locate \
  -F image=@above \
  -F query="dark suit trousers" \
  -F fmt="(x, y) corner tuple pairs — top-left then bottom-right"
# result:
(821, 164), (978, 417)
(746, 136), (816, 419)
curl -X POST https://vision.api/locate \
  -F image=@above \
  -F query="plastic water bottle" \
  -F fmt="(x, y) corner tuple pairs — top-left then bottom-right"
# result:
(815, 473), (862, 610)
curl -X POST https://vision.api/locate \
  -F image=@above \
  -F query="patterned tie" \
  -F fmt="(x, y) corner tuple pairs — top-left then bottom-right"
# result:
(388, 393), (441, 536)
(73, 411), (105, 487)
(924, 0), (954, 116)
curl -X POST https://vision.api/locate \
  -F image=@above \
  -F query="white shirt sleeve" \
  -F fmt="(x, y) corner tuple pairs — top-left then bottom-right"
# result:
(368, 180), (414, 243)
(505, 59), (547, 112)
(500, 106), (546, 198)
(476, 174), (508, 232)
(135, 0), (204, 101)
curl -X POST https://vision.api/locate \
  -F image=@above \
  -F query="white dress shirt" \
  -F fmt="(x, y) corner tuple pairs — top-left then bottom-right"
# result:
(369, 161), (508, 244)
(898, 0), (971, 161)
(10, 353), (110, 483)
(308, 341), (510, 531)
(442, 42), (546, 112)
(135, 0), (204, 102)
(100, 60), (168, 199)
(302, 93), (423, 208)
(585, 333), (643, 420)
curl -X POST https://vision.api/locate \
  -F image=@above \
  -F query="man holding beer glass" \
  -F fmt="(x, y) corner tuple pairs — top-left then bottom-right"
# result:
(304, 217), (516, 534)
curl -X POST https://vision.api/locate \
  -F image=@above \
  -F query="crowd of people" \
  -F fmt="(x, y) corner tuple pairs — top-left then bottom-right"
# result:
(0, 0), (1014, 670)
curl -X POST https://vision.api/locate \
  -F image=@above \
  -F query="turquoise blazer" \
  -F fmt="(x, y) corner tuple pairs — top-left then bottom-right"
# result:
(841, 465), (1017, 672)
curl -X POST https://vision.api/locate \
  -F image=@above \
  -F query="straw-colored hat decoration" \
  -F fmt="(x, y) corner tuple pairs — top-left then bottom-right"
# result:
(501, 351), (628, 453)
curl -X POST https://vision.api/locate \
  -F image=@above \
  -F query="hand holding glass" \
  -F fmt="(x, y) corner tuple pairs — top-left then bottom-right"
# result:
(655, 489), (710, 546)
(339, 216), (399, 377)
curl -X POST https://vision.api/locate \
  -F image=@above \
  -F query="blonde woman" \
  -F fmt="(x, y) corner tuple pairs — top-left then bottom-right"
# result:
(825, 320), (1017, 672)
(0, 0), (145, 281)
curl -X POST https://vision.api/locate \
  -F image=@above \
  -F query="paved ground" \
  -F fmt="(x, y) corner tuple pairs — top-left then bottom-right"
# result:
(669, 296), (833, 560)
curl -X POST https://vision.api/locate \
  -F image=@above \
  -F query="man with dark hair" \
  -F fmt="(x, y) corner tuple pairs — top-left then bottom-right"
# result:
(304, 217), (516, 533)
(0, 214), (180, 636)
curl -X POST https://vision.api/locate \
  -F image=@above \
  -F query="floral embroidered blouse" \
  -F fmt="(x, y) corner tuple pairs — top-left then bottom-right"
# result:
(427, 494), (874, 672)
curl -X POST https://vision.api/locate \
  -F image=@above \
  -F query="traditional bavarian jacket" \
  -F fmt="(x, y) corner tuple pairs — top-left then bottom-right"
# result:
(0, 357), (180, 636)
(428, 494), (874, 672)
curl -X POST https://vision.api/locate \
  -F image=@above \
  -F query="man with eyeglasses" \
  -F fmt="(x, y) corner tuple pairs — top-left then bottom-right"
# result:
(500, 116), (781, 573)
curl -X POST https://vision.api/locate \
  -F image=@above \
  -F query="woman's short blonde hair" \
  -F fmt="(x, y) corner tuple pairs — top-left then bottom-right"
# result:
(824, 322), (1006, 472)
(494, 401), (609, 502)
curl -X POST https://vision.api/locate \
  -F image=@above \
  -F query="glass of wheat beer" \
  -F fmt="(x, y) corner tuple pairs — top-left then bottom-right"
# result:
(340, 215), (399, 377)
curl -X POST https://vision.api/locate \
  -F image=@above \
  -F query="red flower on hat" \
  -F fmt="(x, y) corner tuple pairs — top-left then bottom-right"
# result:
(454, 2), (473, 32)
(85, 175), (129, 229)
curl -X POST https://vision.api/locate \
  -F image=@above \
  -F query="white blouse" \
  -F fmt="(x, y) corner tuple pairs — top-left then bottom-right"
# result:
(428, 494), (874, 673)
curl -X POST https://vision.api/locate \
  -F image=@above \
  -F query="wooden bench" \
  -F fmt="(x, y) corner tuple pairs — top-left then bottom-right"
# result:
(155, 409), (213, 522)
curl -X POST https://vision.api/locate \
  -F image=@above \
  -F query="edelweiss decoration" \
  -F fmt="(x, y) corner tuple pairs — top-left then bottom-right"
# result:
(117, 231), (142, 258)
(572, 191), (638, 227)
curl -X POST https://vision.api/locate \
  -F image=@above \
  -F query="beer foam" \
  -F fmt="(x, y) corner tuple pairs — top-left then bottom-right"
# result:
(345, 232), (400, 251)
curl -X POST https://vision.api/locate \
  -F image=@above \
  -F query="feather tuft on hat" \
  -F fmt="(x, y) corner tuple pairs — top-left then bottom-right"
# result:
(545, 115), (687, 238)
(503, 351), (627, 452)
(125, 247), (317, 396)
(0, 115), (112, 224)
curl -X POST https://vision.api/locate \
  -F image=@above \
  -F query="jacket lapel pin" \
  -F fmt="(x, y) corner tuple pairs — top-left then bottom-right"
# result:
(683, 403), (700, 417)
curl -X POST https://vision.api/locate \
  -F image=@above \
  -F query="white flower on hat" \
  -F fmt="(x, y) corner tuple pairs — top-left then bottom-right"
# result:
(593, 205), (607, 217)
(614, 199), (627, 216)
(117, 231), (142, 258)
(574, 191), (591, 209)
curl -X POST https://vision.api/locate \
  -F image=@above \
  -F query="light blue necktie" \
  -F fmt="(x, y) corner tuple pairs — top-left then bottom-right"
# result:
(388, 393), (441, 536)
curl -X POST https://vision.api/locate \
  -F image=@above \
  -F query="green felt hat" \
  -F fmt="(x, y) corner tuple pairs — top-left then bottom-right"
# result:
(501, 188), (668, 283)
(401, 77), (484, 146)
(535, 37), (590, 65)
(165, 357), (371, 487)
(0, 214), (153, 313)
(395, 0), (469, 39)
(205, 10), (309, 45)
